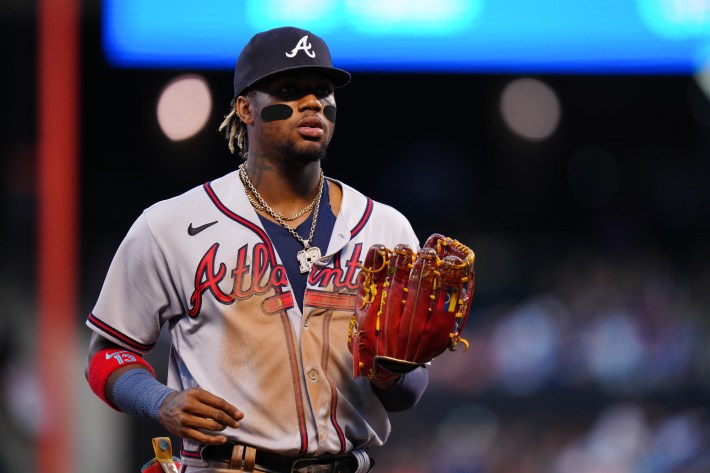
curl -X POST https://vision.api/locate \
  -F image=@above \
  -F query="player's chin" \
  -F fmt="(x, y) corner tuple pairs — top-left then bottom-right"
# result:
(284, 141), (329, 164)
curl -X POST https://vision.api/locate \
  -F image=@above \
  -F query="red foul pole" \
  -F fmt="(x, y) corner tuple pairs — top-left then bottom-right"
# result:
(37, 0), (79, 471)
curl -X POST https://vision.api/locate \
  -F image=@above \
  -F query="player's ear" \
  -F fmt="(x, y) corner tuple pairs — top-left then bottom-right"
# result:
(235, 95), (255, 125)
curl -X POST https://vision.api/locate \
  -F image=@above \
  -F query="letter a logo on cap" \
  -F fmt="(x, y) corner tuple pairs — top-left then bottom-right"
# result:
(285, 36), (316, 58)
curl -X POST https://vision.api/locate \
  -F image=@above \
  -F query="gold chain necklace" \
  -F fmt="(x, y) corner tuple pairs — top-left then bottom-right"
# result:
(244, 182), (320, 222)
(239, 163), (324, 273)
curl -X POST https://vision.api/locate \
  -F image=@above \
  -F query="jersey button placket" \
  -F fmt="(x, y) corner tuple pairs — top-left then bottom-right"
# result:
(308, 369), (318, 381)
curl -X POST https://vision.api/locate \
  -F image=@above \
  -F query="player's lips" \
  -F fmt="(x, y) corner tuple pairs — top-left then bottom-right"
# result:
(296, 116), (324, 138)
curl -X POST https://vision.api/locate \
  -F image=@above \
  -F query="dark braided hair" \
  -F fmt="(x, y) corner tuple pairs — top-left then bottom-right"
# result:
(218, 101), (248, 159)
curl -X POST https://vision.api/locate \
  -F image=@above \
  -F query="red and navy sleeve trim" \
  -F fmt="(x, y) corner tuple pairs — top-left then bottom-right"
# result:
(87, 313), (155, 353)
(350, 197), (373, 239)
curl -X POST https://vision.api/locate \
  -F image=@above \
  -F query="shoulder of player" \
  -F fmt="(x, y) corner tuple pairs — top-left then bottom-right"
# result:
(143, 183), (208, 219)
(140, 172), (237, 232)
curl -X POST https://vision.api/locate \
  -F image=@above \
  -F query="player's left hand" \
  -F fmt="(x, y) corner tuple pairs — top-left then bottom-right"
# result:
(158, 388), (244, 445)
(348, 233), (475, 388)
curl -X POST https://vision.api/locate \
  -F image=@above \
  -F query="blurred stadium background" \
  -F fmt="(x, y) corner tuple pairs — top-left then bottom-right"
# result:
(1, 1), (710, 472)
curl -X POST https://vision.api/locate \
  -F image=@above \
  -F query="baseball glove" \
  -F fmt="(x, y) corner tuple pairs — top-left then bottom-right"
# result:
(348, 233), (475, 388)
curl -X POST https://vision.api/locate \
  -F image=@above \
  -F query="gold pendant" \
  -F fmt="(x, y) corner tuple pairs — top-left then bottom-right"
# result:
(297, 246), (321, 273)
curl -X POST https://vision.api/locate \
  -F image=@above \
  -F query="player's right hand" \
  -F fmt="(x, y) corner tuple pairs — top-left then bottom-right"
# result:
(159, 388), (244, 445)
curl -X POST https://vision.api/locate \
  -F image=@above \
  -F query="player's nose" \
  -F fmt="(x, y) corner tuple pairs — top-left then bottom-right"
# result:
(297, 93), (324, 113)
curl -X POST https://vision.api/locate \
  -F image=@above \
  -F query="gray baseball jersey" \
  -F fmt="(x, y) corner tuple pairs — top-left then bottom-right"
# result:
(86, 170), (418, 467)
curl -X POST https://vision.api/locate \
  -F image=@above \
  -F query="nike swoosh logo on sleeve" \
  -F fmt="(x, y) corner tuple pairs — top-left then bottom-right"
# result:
(187, 221), (218, 236)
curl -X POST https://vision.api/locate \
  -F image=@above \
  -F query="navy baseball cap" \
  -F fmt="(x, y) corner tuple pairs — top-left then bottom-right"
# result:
(233, 26), (351, 99)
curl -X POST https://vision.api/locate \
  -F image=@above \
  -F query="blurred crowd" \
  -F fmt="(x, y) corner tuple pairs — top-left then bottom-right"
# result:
(374, 239), (710, 472)
(379, 400), (710, 473)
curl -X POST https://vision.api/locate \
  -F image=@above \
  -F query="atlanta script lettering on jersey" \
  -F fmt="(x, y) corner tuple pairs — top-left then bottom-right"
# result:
(188, 242), (364, 317)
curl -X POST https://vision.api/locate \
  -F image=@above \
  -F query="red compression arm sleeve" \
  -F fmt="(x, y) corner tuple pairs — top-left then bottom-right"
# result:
(88, 348), (156, 410)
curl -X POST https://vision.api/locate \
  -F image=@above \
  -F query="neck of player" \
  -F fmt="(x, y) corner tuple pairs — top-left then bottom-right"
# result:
(242, 157), (323, 225)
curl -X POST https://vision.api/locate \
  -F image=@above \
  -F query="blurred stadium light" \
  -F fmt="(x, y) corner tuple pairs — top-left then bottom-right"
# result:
(156, 75), (213, 141)
(103, 0), (710, 73)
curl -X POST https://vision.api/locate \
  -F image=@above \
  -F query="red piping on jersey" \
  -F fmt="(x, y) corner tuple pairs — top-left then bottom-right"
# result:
(87, 313), (154, 352)
(304, 290), (356, 311)
(261, 291), (295, 314)
(180, 448), (201, 459)
(280, 312), (309, 454)
(206, 180), (309, 449)
(349, 198), (373, 238)
(321, 312), (347, 453)
(203, 182), (278, 267)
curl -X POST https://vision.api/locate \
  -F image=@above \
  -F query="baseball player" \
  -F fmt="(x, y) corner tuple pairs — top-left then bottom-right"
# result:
(84, 27), (430, 472)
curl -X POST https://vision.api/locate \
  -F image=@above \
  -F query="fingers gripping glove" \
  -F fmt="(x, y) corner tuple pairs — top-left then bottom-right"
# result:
(348, 234), (475, 388)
